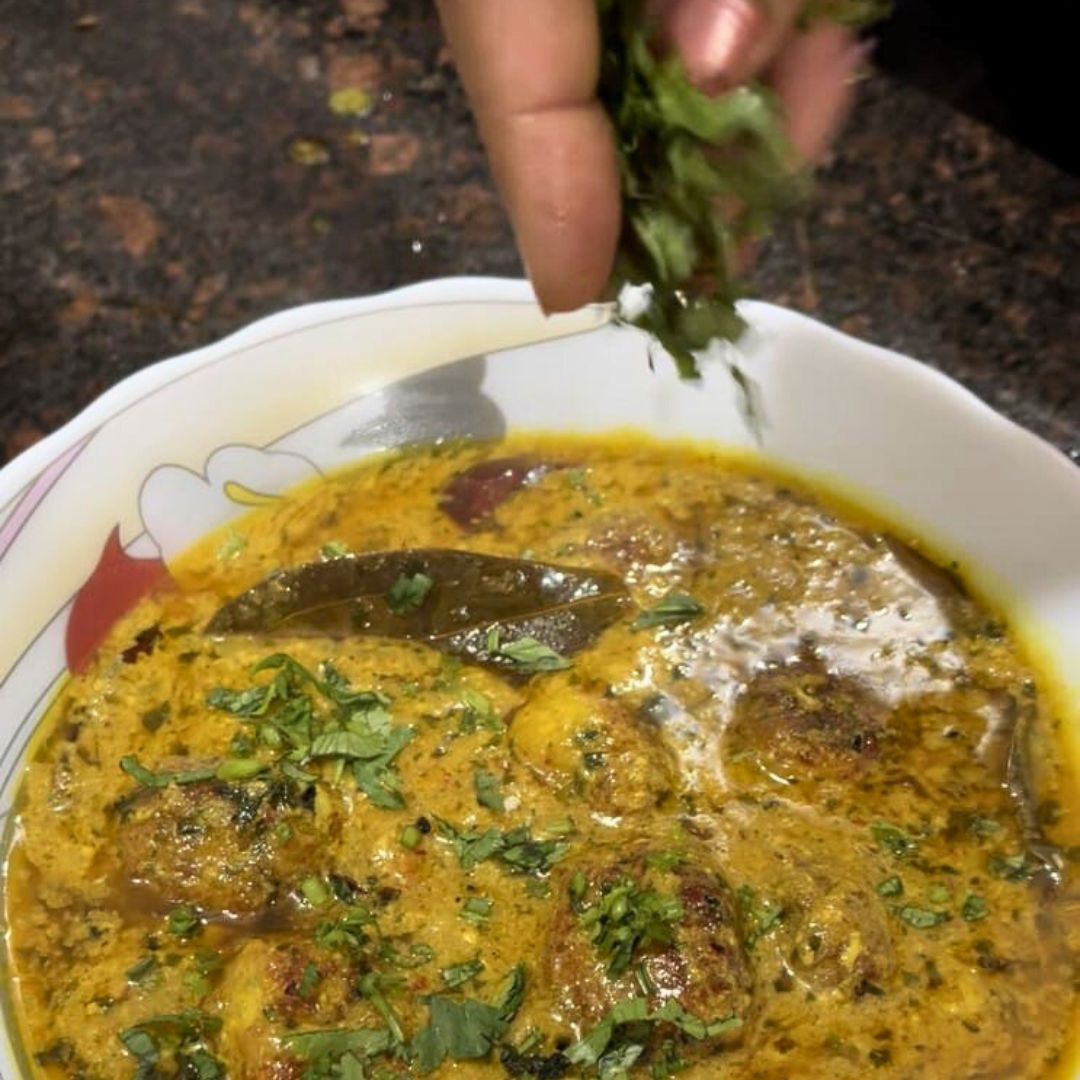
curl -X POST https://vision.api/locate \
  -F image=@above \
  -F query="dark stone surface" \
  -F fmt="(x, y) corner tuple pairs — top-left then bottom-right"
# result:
(1, 0), (1077, 465)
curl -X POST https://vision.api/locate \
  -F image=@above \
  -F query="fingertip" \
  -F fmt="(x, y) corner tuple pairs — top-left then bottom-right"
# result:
(666, 0), (767, 91)
(772, 23), (865, 165)
(498, 105), (622, 314)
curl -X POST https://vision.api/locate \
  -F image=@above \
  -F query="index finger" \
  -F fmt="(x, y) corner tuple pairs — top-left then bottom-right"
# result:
(436, 0), (621, 312)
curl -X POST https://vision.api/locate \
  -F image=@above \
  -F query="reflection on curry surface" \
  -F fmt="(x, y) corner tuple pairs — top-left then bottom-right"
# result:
(5, 436), (1079, 1079)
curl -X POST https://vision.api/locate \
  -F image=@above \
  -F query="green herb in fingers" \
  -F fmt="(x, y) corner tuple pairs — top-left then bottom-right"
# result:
(598, 0), (888, 387)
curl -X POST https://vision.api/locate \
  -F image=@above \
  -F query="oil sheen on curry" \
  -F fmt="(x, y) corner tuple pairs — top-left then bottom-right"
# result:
(4, 436), (1078, 1080)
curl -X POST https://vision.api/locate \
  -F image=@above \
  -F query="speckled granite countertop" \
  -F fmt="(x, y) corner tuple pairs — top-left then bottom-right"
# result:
(1, 0), (1077, 465)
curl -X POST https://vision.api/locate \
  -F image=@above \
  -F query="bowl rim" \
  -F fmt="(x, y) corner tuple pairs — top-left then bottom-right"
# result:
(2, 276), (1076, 515)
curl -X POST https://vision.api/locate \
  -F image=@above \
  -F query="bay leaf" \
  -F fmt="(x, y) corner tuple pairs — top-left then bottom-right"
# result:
(206, 549), (631, 675)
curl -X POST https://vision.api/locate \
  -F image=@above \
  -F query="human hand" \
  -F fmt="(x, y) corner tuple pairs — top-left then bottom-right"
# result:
(436, 0), (867, 313)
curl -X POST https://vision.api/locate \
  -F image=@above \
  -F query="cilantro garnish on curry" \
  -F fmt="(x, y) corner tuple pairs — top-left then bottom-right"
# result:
(4, 434), (1078, 1079)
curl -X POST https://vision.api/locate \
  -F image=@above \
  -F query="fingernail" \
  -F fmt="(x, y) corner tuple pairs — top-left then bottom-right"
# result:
(669, 0), (764, 90)
(844, 38), (875, 84)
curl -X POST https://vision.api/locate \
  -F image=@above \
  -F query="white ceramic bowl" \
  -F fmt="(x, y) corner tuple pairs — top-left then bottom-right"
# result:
(1, 277), (1077, 1075)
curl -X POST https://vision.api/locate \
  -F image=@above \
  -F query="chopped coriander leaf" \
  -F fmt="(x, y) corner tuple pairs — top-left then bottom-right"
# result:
(401, 824), (424, 850)
(359, 972), (405, 1044)
(166, 904), (201, 938)
(632, 592), (704, 630)
(876, 876), (903, 898)
(140, 702), (171, 733)
(962, 895), (989, 922)
(435, 655), (463, 692)
(182, 951), (223, 998)
(501, 831), (571, 875)
(968, 814), (1000, 838)
(458, 689), (502, 733)
(486, 628), (571, 673)
(652, 1000), (741, 1040)
(474, 769), (506, 813)
(126, 955), (159, 986)
(514, 1028), (544, 1056)
(436, 819), (570, 877)
(570, 871), (589, 909)
(118, 1010), (223, 1076)
(215, 757), (268, 782)
(386, 571), (435, 616)
(650, 1039), (688, 1079)
(185, 1048), (224, 1078)
(206, 684), (276, 718)
(440, 958), (485, 989)
(300, 876), (331, 908)
(282, 760), (317, 784)
(316, 661), (393, 712)
(380, 941), (436, 969)
(567, 996), (741, 1068)
(494, 967), (527, 1023)
(315, 908), (375, 951)
(410, 966), (524, 1072)
(436, 820), (507, 864)
(320, 540), (351, 560)
(120, 756), (215, 788)
(988, 853), (1035, 881)
(350, 723), (415, 810)
(566, 997), (649, 1067)
(578, 877), (683, 977)
(643, 851), (685, 872)
(229, 733), (253, 758)
(567, 468), (603, 506)
(298, 962), (321, 1000)
(894, 906), (951, 929)
(217, 532), (247, 561)
(871, 822), (918, 859)
(545, 818), (576, 837)
(461, 897), (494, 925)
(736, 885), (784, 948)
(355, 756), (408, 810)
(283, 1027), (394, 1062)
(309, 730), (388, 760)
(182, 971), (210, 999)
(117, 1027), (156, 1063)
(410, 996), (501, 1071)
(125, 1011), (222, 1040)
(525, 877), (552, 900)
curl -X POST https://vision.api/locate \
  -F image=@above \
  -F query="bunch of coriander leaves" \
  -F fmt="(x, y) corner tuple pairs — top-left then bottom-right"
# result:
(597, 0), (889, 408)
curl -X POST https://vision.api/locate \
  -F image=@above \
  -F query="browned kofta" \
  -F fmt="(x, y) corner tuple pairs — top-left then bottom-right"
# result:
(716, 807), (899, 1000)
(722, 658), (887, 789)
(511, 679), (678, 817)
(212, 934), (378, 1080)
(720, 650), (1037, 839)
(114, 767), (336, 915)
(546, 843), (754, 1046)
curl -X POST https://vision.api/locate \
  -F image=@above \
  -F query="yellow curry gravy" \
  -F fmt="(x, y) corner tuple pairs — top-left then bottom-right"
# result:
(4, 435), (1078, 1079)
